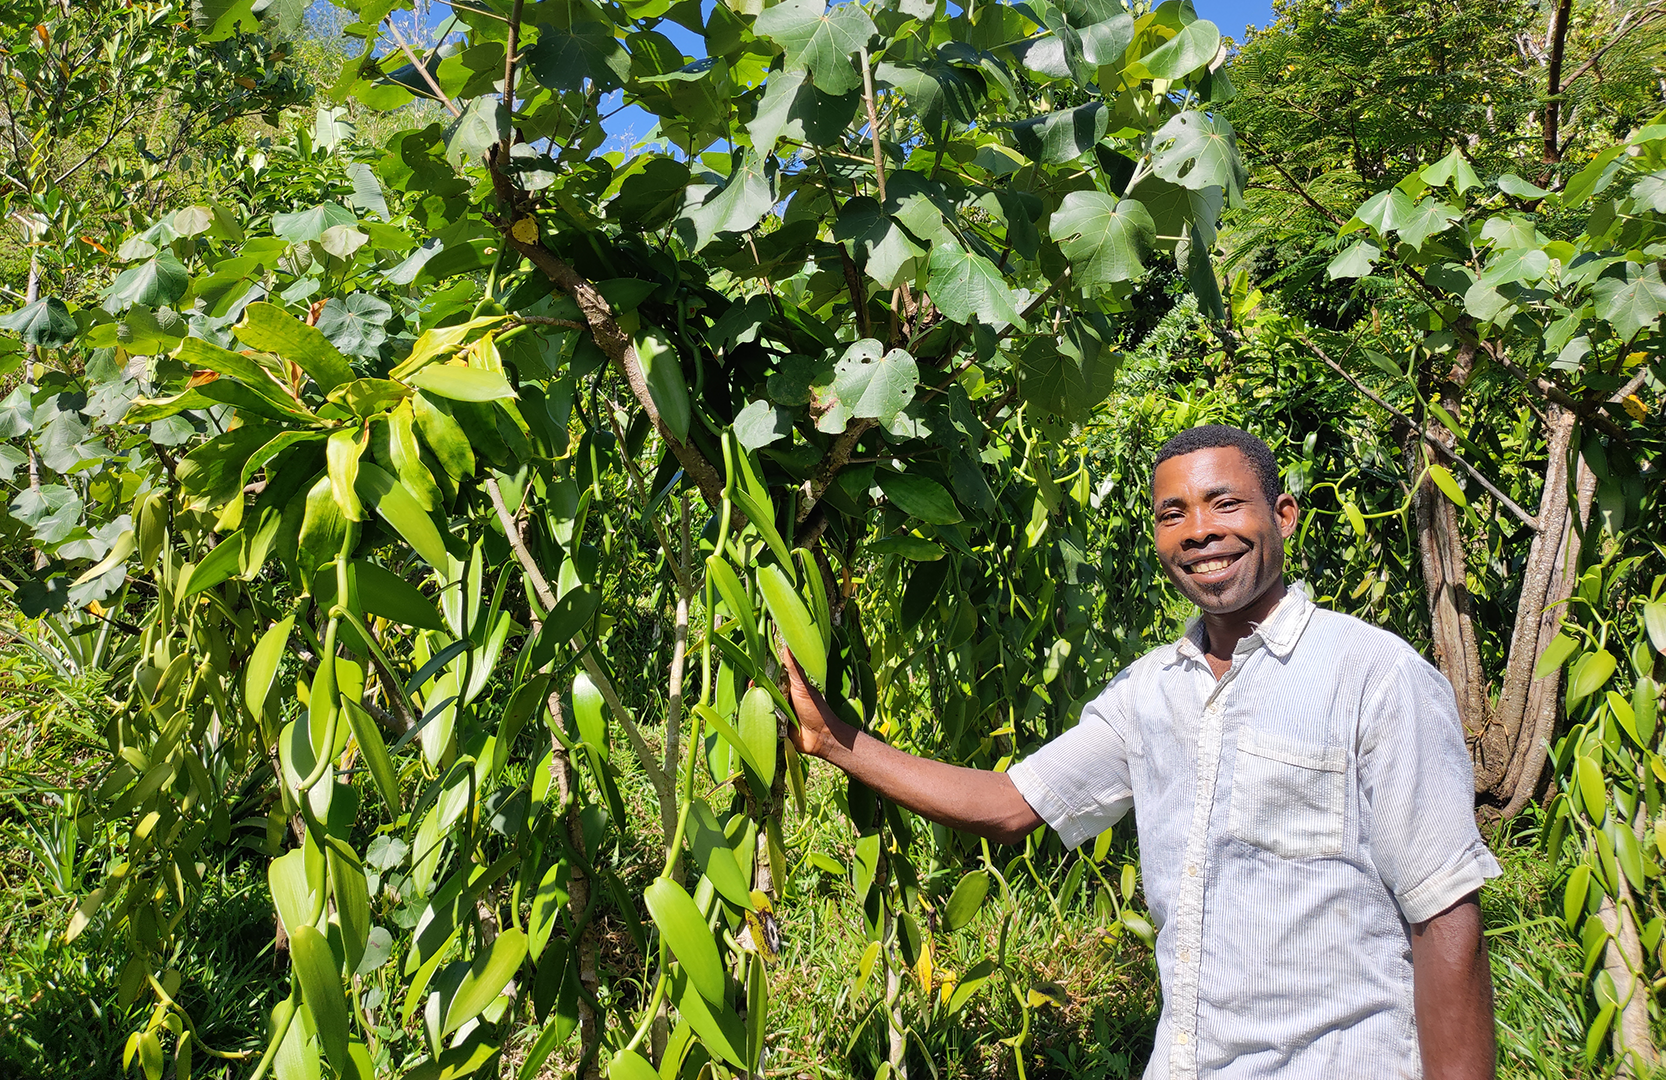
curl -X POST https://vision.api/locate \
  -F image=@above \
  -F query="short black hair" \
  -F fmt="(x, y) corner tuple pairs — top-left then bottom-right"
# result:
(1152, 424), (1283, 504)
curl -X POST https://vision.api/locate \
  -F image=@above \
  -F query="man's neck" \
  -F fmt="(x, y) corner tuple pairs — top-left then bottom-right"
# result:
(1199, 578), (1289, 668)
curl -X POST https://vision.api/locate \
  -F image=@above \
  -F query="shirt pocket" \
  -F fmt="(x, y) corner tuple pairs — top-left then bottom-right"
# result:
(1228, 728), (1346, 859)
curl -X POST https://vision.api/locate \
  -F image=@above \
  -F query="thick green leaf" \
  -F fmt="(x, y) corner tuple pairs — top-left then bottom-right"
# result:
(757, 563), (826, 687)
(354, 461), (449, 569)
(867, 535), (945, 561)
(0, 298), (77, 348)
(268, 848), (315, 940)
(350, 560), (445, 630)
(327, 428), (365, 522)
(1593, 264), (1666, 341)
(707, 556), (763, 660)
(667, 967), (746, 1067)
(738, 686), (778, 789)
(1050, 192), (1155, 287)
(389, 315), (509, 381)
(328, 848), (372, 976)
(633, 323), (691, 441)
(853, 831), (880, 897)
(291, 924), (352, 1068)
(183, 531), (243, 596)
(687, 799), (752, 908)
(875, 470), (962, 525)
(754, 0), (876, 95)
(1426, 464), (1467, 508)
(272, 202), (357, 243)
(1534, 633), (1580, 679)
(572, 672), (607, 754)
(1567, 649), (1617, 707)
(235, 302), (356, 393)
(942, 869), (989, 931)
(1645, 602), (1666, 655)
(443, 927), (528, 1035)
(926, 243), (1025, 327)
(341, 699), (400, 814)
(524, 22), (630, 93)
(644, 879), (725, 1004)
(407, 364), (517, 402)
(528, 861), (571, 960)
(678, 152), (775, 252)
(609, 1049), (659, 1080)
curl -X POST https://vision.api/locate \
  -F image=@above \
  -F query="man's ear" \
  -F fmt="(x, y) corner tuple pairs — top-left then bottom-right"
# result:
(1274, 493), (1300, 540)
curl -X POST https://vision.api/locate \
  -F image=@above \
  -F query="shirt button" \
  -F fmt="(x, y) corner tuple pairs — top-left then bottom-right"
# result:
(1178, 949), (1190, 962)
(1177, 1033), (1189, 1045)
(1187, 864), (1198, 877)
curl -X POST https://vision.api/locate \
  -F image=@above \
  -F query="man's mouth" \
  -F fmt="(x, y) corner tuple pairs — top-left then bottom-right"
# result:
(1185, 551), (1246, 577)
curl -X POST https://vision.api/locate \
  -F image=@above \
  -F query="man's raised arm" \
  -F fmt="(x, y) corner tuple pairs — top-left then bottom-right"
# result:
(780, 652), (1043, 844)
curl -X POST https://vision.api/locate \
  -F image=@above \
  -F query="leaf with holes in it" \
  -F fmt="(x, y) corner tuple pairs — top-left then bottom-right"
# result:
(0, 298), (77, 347)
(644, 879), (726, 1004)
(1050, 192), (1155, 288)
(1149, 111), (1245, 197)
(443, 928), (528, 1035)
(811, 338), (919, 434)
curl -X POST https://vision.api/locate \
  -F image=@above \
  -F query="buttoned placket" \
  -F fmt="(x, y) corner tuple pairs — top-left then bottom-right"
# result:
(1166, 637), (1256, 1079)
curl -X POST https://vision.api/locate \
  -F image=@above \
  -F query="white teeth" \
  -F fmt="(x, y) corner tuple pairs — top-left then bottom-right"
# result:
(1189, 557), (1235, 574)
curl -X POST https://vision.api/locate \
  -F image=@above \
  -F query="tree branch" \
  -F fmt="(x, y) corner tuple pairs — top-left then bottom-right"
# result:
(1296, 334), (1541, 531)
(499, 0), (524, 163)
(385, 17), (462, 118)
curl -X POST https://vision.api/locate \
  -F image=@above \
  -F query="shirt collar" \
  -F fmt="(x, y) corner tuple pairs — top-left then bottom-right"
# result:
(1168, 581), (1315, 664)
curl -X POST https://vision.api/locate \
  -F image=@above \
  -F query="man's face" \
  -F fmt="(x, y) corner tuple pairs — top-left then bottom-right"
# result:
(1151, 447), (1300, 616)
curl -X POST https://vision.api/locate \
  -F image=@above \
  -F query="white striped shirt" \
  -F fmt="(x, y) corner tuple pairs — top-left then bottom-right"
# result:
(1008, 583), (1500, 1079)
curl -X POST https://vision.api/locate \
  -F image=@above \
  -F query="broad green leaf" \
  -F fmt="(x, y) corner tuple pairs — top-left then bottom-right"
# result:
(1342, 501), (1366, 536)
(811, 339), (919, 434)
(316, 293), (393, 357)
(1006, 104), (1106, 165)
(342, 699), (400, 814)
(1326, 238), (1379, 281)
(0, 298), (77, 347)
(1421, 146), (1481, 194)
(443, 928), (528, 1035)
(351, 560), (445, 630)
(1567, 649), (1617, 706)
(524, 22), (630, 94)
(874, 58), (985, 140)
(942, 869), (989, 931)
(1564, 862), (1591, 928)
(1150, 111), (1244, 196)
(947, 957), (995, 1014)
(738, 686), (778, 789)
(853, 831), (880, 897)
(1593, 264), (1666, 341)
(328, 848), (372, 976)
(389, 315), (509, 382)
(746, 954), (768, 1069)
(1049, 192), (1155, 287)
(413, 391), (474, 485)
(354, 461), (449, 569)
(272, 202), (357, 243)
(832, 197), (927, 289)
(644, 879), (725, 1005)
(1135, 18), (1219, 79)
(1397, 199), (1461, 250)
(235, 302), (356, 392)
(875, 470), (961, 525)
(732, 399), (791, 451)
(268, 848), (315, 940)
(926, 243), (1025, 327)
(754, 0), (876, 96)
(445, 95), (508, 168)
(1613, 821), (1645, 892)
(290, 924), (352, 1069)
(105, 254), (189, 310)
(388, 399), (442, 510)
(407, 364), (516, 402)
(1563, 145), (1626, 207)
(1016, 334), (1118, 422)
(708, 556), (762, 660)
(677, 152), (775, 252)
(1353, 187), (1418, 235)
(757, 563), (826, 687)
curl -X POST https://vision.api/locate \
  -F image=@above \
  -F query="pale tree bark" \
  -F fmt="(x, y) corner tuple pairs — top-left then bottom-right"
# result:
(1494, 411), (1597, 815)
(1597, 802), (1658, 1078)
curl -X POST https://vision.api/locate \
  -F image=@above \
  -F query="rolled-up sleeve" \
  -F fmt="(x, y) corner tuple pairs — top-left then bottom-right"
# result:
(1358, 653), (1501, 924)
(1007, 676), (1135, 850)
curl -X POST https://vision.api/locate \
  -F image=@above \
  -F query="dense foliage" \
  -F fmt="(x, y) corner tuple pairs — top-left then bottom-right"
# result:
(0, 0), (1662, 1077)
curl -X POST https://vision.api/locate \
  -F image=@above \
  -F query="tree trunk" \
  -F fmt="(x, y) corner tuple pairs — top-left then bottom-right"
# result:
(1542, 0), (1575, 169)
(1597, 838), (1658, 1076)
(1404, 432), (1488, 744)
(1493, 415), (1597, 815)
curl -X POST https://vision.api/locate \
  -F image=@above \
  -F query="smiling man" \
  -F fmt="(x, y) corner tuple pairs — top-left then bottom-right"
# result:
(782, 424), (1500, 1079)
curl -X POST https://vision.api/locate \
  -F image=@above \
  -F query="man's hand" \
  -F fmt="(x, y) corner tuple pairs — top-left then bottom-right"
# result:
(780, 648), (836, 759)
(1410, 891), (1497, 1080)
(775, 647), (1043, 843)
